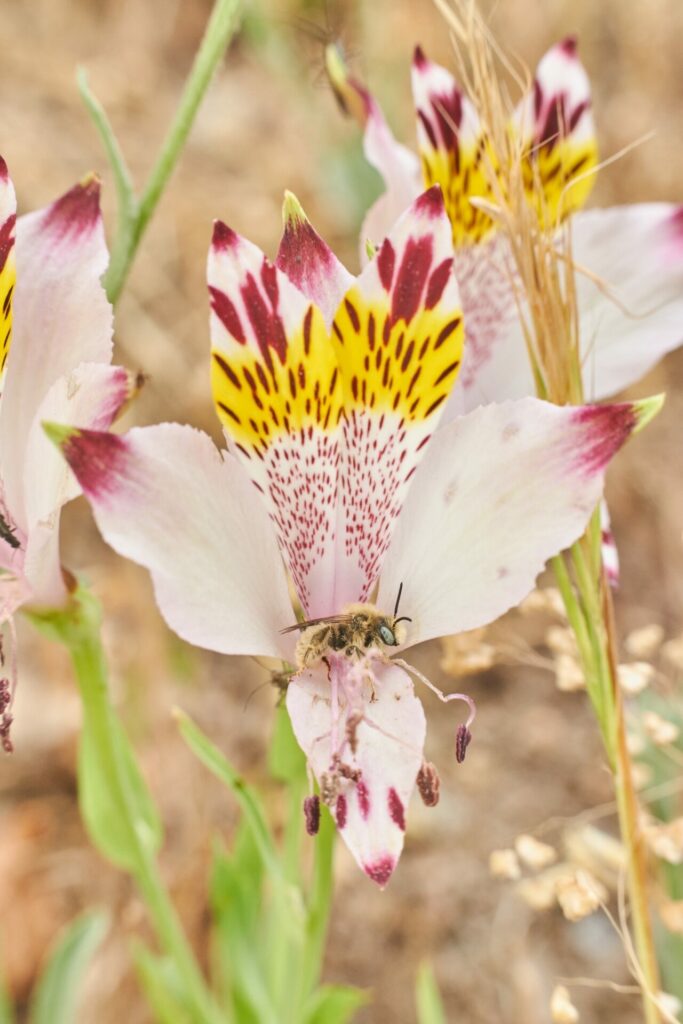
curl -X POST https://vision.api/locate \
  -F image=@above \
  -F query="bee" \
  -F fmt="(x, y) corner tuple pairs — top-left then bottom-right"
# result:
(282, 583), (412, 670)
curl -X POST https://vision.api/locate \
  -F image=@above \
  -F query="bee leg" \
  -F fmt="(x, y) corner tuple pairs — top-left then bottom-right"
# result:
(322, 656), (332, 682)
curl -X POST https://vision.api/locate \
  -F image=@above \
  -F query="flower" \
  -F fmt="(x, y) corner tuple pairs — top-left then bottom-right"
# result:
(47, 187), (655, 884)
(0, 160), (137, 747)
(326, 40), (683, 410)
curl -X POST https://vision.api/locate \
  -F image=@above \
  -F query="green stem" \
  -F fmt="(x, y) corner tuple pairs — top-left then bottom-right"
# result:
(43, 595), (223, 1024)
(301, 805), (335, 996)
(102, 0), (241, 304)
(553, 541), (662, 1024)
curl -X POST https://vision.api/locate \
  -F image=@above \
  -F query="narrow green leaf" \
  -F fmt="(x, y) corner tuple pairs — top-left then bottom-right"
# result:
(29, 910), (109, 1024)
(303, 984), (368, 1024)
(175, 709), (280, 877)
(77, 67), (137, 220)
(131, 943), (193, 1024)
(79, 703), (163, 870)
(268, 702), (306, 784)
(415, 961), (447, 1024)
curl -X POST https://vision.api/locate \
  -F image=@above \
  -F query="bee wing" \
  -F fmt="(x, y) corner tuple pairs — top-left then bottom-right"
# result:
(280, 614), (351, 634)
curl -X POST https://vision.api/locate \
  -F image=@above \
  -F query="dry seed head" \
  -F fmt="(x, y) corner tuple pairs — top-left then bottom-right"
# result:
(440, 628), (495, 677)
(563, 824), (625, 886)
(556, 868), (606, 921)
(489, 847), (521, 880)
(643, 710), (680, 747)
(515, 833), (557, 870)
(554, 653), (586, 692)
(627, 732), (647, 756)
(618, 661), (655, 695)
(546, 626), (578, 656)
(519, 587), (565, 618)
(657, 993), (683, 1019)
(551, 985), (579, 1024)
(517, 864), (574, 911)
(625, 624), (664, 659)
(659, 899), (683, 935)
(644, 818), (683, 864)
(631, 762), (654, 790)
(662, 636), (683, 672)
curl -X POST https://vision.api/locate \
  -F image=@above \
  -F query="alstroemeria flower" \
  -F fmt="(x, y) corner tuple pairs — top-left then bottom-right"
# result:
(0, 161), (136, 745)
(327, 40), (683, 411)
(49, 188), (654, 885)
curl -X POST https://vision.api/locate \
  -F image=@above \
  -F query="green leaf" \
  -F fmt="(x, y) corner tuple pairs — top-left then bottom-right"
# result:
(268, 702), (306, 784)
(79, 702), (163, 870)
(415, 961), (447, 1024)
(131, 943), (193, 1024)
(175, 709), (280, 877)
(29, 910), (109, 1024)
(303, 984), (368, 1024)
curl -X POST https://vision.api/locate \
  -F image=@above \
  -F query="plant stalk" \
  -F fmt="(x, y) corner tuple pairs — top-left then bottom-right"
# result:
(49, 596), (223, 1024)
(103, 0), (241, 304)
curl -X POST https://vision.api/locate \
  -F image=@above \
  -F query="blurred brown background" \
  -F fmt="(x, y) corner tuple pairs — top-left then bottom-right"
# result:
(1, 0), (682, 1021)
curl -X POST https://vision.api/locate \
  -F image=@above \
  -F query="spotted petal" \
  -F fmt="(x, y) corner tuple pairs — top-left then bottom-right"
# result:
(330, 187), (465, 609)
(287, 658), (425, 887)
(512, 38), (597, 228)
(377, 397), (658, 647)
(451, 203), (683, 410)
(0, 177), (113, 524)
(411, 47), (493, 247)
(0, 160), (17, 401)
(208, 222), (343, 616)
(47, 423), (294, 658)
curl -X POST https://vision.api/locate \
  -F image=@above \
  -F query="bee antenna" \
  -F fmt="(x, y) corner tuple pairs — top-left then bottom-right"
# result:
(394, 582), (404, 618)
(394, 616), (412, 626)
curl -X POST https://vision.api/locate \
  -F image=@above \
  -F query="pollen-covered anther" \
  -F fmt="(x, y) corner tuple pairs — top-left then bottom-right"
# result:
(455, 723), (472, 764)
(320, 770), (340, 806)
(0, 678), (13, 754)
(345, 709), (363, 755)
(303, 794), (321, 836)
(416, 760), (440, 807)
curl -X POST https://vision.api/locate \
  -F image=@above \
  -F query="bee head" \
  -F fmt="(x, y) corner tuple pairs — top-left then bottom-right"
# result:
(377, 615), (411, 647)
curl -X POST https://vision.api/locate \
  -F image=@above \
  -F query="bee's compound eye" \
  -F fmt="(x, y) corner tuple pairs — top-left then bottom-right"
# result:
(379, 624), (396, 646)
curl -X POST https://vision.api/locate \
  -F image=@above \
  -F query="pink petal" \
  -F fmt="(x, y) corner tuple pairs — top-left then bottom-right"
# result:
(330, 187), (464, 609)
(377, 397), (658, 647)
(287, 657), (425, 886)
(208, 222), (342, 617)
(49, 422), (294, 658)
(0, 177), (113, 520)
(572, 204), (683, 398)
(275, 192), (353, 329)
(21, 364), (137, 607)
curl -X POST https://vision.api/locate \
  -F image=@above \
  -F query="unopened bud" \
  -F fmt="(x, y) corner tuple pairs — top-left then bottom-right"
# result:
(455, 723), (472, 764)
(550, 984), (579, 1023)
(416, 761), (440, 807)
(303, 795), (320, 836)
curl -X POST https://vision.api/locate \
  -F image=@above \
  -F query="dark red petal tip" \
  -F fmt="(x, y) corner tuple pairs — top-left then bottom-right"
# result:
(212, 220), (239, 252)
(414, 184), (445, 218)
(363, 854), (396, 888)
(0, 158), (8, 182)
(559, 35), (578, 57)
(413, 44), (428, 68)
(44, 175), (101, 237)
